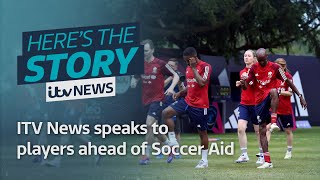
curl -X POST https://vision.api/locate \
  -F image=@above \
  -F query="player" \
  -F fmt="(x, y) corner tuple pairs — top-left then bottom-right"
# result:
(235, 50), (264, 164)
(130, 39), (179, 165)
(267, 58), (295, 159)
(164, 59), (185, 145)
(162, 58), (186, 159)
(240, 48), (307, 168)
(162, 47), (212, 168)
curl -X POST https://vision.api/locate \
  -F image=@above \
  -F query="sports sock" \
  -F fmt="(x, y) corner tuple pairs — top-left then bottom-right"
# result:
(271, 113), (277, 124)
(202, 149), (208, 162)
(259, 148), (263, 154)
(287, 146), (292, 152)
(264, 152), (271, 163)
(241, 147), (248, 157)
(168, 132), (177, 142)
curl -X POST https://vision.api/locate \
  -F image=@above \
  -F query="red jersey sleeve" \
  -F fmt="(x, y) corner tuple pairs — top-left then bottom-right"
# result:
(273, 64), (288, 81)
(200, 63), (212, 81)
(245, 63), (256, 86)
(160, 60), (176, 76)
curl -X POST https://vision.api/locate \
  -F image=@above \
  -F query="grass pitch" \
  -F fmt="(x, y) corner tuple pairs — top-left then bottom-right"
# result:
(1, 127), (320, 180)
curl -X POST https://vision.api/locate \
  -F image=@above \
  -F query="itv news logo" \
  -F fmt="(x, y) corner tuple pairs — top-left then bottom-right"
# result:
(46, 77), (115, 102)
(17, 23), (143, 102)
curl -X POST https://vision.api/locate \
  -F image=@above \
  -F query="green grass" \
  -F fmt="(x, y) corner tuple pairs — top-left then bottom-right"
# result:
(2, 127), (320, 180)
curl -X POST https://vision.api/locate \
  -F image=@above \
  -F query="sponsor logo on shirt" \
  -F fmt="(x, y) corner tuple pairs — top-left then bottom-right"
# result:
(152, 67), (157, 74)
(187, 78), (197, 83)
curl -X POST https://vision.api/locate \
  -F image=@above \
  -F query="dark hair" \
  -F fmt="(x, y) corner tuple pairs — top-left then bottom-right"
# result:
(141, 39), (154, 49)
(183, 47), (197, 57)
(168, 58), (178, 65)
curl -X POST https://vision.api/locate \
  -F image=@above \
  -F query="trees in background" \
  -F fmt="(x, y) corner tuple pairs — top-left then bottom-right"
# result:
(108, 0), (320, 58)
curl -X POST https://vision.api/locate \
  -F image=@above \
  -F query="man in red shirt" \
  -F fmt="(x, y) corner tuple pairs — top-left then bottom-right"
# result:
(241, 48), (307, 168)
(162, 47), (212, 168)
(131, 39), (179, 165)
(267, 58), (295, 160)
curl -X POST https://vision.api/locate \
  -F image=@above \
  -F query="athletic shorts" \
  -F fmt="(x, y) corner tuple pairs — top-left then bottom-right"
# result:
(278, 114), (293, 128)
(144, 101), (163, 121)
(164, 95), (179, 120)
(255, 95), (271, 125)
(170, 98), (208, 131)
(238, 104), (259, 125)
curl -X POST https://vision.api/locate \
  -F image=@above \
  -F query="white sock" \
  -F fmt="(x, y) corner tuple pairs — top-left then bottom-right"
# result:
(168, 132), (177, 142)
(287, 146), (292, 152)
(241, 147), (248, 157)
(202, 149), (208, 162)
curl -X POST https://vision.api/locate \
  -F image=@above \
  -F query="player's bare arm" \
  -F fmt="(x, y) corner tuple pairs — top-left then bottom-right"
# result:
(237, 71), (249, 90)
(130, 75), (140, 88)
(285, 79), (307, 109)
(173, 87), (188, 101)
(239, 71), (250, 90)
(279, 77), (292, 97)
(164, 76), (173, 87)
(279, 90), (293, 97)
(164, 64), (180, 95)
(242, 65), (256, 90)
(276, 67), (307, 109)
(279, 80), (293, 96)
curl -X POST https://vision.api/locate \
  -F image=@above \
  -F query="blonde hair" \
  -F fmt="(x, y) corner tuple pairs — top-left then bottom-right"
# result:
(245, 49), (257, 63)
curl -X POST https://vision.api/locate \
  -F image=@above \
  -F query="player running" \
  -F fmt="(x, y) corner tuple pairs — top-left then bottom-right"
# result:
(240, 48), (307, 168)
(235, 50), (264, 164)
(162, 47), (212, 168)
(160, 58), (186, 159)
(267, 58), (295, 160)
(130, 39), (179, 165)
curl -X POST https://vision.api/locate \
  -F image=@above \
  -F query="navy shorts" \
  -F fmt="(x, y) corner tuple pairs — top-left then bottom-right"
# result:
(278, 115), (293, 128)
(164, 95), (177, 121)
(164, 95), (182, 133)
(170, 98), (208, 131)
(238, 104), (259, 125)
(255, 95), (271, 124)
(144, 101), (163, 121)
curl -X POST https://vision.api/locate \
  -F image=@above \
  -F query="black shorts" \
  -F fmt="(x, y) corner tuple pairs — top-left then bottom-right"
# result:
(278, 115), (293, 128)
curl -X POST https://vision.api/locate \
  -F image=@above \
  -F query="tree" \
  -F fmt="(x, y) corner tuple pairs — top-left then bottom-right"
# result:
(108, 0), (320, 59)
